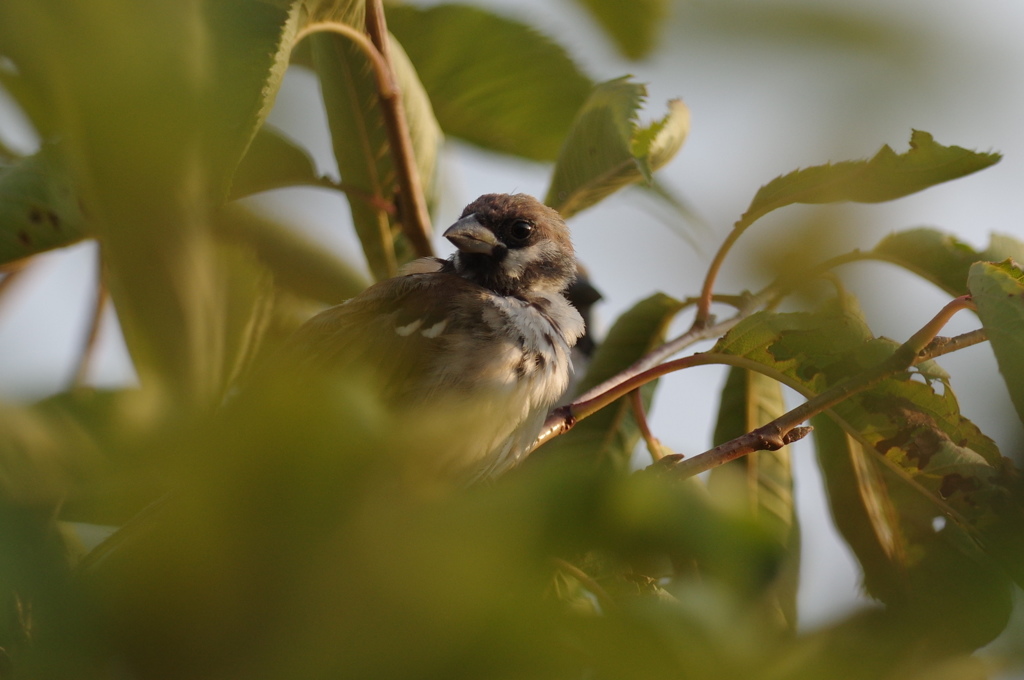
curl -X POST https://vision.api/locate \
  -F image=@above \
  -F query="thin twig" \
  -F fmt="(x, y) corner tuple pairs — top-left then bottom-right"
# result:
(552, 557), (615, 612)
(72, 248), (109, 388)
(630, 389), (670, 462)
(0, 258), (33, 310)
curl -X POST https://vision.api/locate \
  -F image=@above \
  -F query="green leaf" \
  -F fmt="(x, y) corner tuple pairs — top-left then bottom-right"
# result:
(812, 414), (907, 599)
(567, 0), (670, 60)
(545, 77), (689, 219)
(709, 367), (799, 630)
(536, 293), (684, 473)
(312, 28), (442, 280)
(214, 204), (367, 305)
(741, 130), (1001, 226)
(0, 147), (89, 264)
(386, 4), (593, 161)
(968, 260), (1024, 426)
(870, 228), (1024, 296)
(204, 0), (303, 198)
(713, 295), (1019, 625)
(229, 126), (324, 199)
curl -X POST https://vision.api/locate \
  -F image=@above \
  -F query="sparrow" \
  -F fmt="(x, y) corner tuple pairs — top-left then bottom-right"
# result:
(288, 193), (585, 482)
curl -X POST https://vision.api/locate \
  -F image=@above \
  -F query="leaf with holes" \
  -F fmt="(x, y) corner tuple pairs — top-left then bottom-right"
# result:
(0, 148), (89, 264)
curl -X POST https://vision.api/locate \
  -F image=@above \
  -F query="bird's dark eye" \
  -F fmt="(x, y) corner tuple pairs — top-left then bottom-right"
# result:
(508, 219), (534, 244)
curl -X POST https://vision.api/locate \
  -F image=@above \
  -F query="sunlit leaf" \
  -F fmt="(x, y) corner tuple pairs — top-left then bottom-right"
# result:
(535, 293), (684, 473)
(567, 0), (669, 60)
(0, 147), (89, 264)
(741, 131), (1000, 226)
(387, 4), (593, 161)
(545, 77), (689, 219)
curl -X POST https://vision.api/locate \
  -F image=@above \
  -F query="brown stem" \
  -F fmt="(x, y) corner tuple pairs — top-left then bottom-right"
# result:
(294, 15), (434, 258)
(71, 248), (109, 388)
(693, 223), (746, 329)
(364, 0), (434, 258)
(631, 388), (670, 462)
(552, 557), (615, 611)
(0, 258), (33, 310)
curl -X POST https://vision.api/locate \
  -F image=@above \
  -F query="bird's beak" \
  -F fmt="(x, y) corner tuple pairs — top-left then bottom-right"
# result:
(443, 215), (498, 255)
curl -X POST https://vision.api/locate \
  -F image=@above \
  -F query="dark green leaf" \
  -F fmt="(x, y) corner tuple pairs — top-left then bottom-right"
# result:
(812, 414), (906, 599)
(870, 228), (1024, 296)
(742, 131), (1001, 226)
(387, 4), (593, 161)
(709, 367), (798, 630)
(968, 260), (1024, 425)
(0, 147), (89, 264)
(545, 77), (689, 219)
(567, 0), (669, 60)
(535, 293), (683, 473)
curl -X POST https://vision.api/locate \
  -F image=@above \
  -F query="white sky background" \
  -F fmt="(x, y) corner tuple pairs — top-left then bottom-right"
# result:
(2, 0), (1024, 641)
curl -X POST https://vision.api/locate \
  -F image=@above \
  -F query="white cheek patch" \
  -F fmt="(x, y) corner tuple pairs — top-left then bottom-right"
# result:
(502, 240), (562, 280)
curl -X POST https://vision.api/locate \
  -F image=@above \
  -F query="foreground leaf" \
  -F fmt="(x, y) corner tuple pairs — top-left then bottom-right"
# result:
(545, 77), (689, 219)
(741, 130), (1000, 227)
(387, 4), (593, 161)
(229, 126), (324, 199)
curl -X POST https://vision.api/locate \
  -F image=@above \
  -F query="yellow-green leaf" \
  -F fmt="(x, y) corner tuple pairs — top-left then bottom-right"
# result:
(545, 78), (689, 219)
(741, 130), (1000, 227)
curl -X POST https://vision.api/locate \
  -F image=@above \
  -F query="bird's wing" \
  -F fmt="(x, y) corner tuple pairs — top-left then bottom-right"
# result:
(286, 272), (489, 401)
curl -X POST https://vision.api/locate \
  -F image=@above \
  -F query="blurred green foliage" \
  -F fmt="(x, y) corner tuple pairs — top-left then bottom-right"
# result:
(0, 1), (1022, 679)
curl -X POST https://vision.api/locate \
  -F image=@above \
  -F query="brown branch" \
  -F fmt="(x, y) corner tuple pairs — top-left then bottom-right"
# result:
(662, 295), (978, 478)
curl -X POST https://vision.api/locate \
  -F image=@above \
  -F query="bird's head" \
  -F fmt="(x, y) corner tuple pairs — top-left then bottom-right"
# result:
(443, 193), (577, 297)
